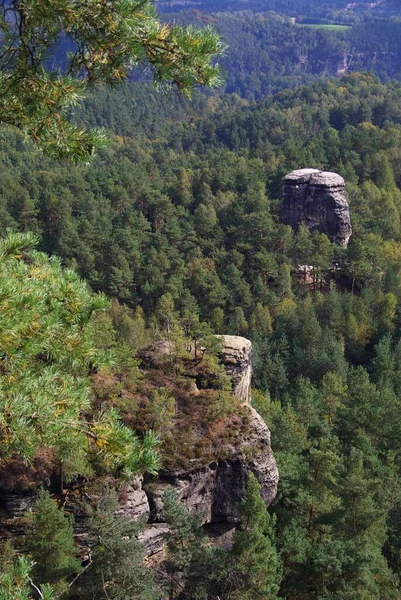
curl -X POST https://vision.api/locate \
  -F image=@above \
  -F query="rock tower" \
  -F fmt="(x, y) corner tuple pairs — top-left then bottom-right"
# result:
(283, 168), (352, 247)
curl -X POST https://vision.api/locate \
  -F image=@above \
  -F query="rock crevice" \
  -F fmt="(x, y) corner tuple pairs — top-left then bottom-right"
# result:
(283, 168), (352, 247)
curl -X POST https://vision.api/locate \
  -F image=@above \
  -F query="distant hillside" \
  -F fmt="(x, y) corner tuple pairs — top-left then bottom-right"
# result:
(167, 11), (401, 100)
(159, 0), (397, 18)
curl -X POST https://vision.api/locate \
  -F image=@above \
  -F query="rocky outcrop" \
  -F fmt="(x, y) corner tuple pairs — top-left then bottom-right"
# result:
(116, 476), (150, 522)
(0, 336), (278, 558)
(323, 51), (395, 77)
(217, 335), (253, 404)
(136, 336), (277, 553)
(139, 403), (278, 554)
(283, 168), (352, 247)
(143, 405), (277, 523)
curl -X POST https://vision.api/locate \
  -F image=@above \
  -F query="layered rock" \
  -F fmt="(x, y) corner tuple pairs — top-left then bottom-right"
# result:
(283, 168), (352, 247)
(0, 336), (278, 557)
(138, 336), (277, 553)
(137, 401), (277, 554)
(143, 405), (277, 522)
(217, 335), (253, 404)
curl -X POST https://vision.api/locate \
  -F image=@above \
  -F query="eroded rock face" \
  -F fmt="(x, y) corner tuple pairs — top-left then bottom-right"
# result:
(324, 52), (395, 77)
(143, 404), (278, 527)
(0, 336), (278, 558)
(283, 168), (352, 247)
(218, 335), (253, 404)
(116, 476), (150, 523)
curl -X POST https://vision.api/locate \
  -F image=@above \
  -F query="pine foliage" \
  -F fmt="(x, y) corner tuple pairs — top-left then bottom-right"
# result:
(0, 0), (225, 159)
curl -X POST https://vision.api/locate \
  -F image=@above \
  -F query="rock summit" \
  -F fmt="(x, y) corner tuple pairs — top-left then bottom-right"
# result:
(283, 168), (352, 247)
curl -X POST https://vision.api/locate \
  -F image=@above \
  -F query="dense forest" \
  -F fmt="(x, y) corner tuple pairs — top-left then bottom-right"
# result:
(166, 11), (401, 99)
(159, 0), (399, 18)
(3, 0), (401, 598)
(2, 71), (401, 597)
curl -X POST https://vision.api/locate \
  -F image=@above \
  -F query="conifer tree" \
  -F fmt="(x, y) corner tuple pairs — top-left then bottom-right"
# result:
(0, 554), (55, 600)
(163, 486), (214, 600)
(80, 489), (160, 600)
(27, 490), (80, 590)
(0, 232), (160, 477)
(0, 0), (225, 160)
(227, 472), (282, 600)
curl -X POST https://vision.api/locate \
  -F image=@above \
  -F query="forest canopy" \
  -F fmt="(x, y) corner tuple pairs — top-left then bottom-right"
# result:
(2, 0), (401, 597)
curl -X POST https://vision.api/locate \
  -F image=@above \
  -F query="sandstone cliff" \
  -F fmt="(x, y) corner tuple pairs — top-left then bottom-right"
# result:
(283, 168), (352, 247)
(323, 51), (395, 77)
(0, 336), (278, 557)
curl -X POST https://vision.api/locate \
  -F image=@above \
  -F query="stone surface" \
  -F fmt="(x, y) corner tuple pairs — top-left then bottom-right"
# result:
(217, 335), (253, 404)
(139, 523), (170, 557)
(283, 168), (352, 247)
(0, 493), (37, 518)
(323, 52), (395, 77)
(143, 405), (278, 530)
(0, 336), (278, 559)
(116, 487), (150, 522)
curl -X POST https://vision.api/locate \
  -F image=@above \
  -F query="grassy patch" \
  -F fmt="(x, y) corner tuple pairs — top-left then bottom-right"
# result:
(297, 23), (352, 31)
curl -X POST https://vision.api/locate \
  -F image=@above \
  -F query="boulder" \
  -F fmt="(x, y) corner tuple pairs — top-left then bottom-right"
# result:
(283, 168), (352, 247)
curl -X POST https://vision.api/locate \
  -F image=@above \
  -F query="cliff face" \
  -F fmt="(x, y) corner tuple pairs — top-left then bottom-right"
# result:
(125, 335), (278, 555)
(323, 51), (395, 77)
(0, 336), (278, 557)
(283, 168), (352, 247)
(218, 335), (253, 404)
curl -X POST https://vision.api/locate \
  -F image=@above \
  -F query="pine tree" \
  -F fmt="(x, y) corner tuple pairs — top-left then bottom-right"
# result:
(27, 490), (80, 590)
(226, 472), (282, 600)
(80, 489), (160, 600)
(336, 449), (400, 599)
(0, 1), (225, 160)
(163, 486), (214, 600)
(0, 553), (55, 600)
(0, 232), (160, 478)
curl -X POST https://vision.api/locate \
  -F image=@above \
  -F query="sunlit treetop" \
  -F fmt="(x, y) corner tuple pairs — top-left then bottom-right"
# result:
(0, 0), (225, 160)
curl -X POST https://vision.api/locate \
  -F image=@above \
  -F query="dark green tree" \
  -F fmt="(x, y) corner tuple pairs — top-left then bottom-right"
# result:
(27, 490), (80, 590)
(226, 473), (282, 600)
(80, 489), (160, 600)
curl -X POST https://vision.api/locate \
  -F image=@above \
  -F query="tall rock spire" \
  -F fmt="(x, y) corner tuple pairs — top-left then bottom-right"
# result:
(283, 168), (352, 247)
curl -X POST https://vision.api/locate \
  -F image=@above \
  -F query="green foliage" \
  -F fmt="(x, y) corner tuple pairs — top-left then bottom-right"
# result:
(0, 552), (55, 600)
(79, 488), (160, 600)
(163, 474), (281, 600)
(0, 1), (225, 159)
(0, 231), (159, 478)
(227, 472), (281, 600)
(4, 37), (401, 600)
(147, 388), (176, 433)
(163, 486), (214, 599)
(0, 231), (105, 463)
(27, 490), (80, 591)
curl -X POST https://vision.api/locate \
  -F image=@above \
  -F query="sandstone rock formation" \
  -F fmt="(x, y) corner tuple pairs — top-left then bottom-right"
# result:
(125, 335), (277, 554)
(323, 52), (395, 77)
(217, 335), (253, 404)
(135, 403), (278, 555)
(0, 336), (278, 558)
(283, 168), (352, 247)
